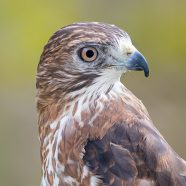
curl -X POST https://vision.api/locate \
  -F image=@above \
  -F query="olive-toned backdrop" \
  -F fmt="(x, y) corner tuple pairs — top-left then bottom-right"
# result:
(0, 0), (186, 185)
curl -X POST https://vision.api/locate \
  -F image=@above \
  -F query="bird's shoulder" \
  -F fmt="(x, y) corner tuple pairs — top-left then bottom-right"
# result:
(83, 119), (186, 186)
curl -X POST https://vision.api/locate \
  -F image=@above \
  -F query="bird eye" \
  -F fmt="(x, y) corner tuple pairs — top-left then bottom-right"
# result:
(80, 47), (98, 62)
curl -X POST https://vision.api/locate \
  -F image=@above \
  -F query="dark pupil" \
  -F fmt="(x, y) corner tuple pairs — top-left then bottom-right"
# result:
(86, 50), (94, 58)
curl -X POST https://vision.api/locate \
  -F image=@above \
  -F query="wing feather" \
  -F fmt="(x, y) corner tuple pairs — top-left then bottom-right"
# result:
(83, 119), (186, 185)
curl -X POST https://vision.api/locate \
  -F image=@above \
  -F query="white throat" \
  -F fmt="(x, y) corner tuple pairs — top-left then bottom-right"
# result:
(62, 69), (125, 126)
(68, 69), (124, 99)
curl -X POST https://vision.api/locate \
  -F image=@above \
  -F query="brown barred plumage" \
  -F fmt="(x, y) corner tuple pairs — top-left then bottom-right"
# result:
(36, 22), (186, 186)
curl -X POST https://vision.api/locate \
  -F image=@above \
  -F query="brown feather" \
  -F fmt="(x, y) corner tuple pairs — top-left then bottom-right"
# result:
(36, 22), (186, 186)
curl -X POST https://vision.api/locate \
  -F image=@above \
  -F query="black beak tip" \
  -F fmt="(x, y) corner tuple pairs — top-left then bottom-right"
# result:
(145, 70), (149, 77)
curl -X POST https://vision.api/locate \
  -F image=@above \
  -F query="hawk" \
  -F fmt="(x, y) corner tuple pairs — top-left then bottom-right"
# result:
(36, 22), (186, 186)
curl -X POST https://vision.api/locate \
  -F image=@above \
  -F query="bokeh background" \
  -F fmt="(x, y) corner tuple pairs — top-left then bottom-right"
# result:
(0, 0), (186, 185)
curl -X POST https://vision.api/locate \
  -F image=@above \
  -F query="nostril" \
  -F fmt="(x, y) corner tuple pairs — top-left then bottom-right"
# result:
(126, 52), (132, 56)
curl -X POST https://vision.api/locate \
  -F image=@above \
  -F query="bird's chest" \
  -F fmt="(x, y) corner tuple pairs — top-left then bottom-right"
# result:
(41, 94), (146, 185)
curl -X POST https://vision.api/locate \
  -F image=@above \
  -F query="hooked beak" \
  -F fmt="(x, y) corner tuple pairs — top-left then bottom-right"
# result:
(124, 51), (149, 77)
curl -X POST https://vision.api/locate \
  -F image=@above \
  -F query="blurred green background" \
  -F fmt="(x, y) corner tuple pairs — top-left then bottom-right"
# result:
(0, 0), (186, 185)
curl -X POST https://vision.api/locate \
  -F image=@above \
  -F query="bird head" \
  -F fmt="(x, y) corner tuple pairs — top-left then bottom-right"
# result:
(37, 22), (149, 108)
